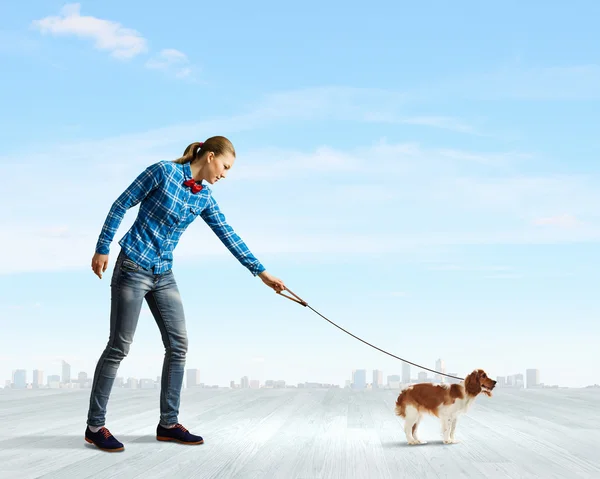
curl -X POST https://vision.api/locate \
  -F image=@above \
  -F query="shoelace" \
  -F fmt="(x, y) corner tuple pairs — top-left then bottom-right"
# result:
(100, 427), (112, 439)
(175, 424), (188, 433)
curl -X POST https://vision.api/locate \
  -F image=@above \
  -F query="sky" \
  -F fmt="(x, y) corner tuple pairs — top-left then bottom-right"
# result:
(1, 1), (599, 389)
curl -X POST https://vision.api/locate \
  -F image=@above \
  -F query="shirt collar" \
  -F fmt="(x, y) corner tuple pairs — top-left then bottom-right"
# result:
(182, 161), (206, 188)
(183, 161), (193, 180)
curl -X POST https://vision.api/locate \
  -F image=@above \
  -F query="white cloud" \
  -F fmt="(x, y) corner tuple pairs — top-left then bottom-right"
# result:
(30, 4), (195, 79)
(146, 48), (187, 66)
(534, 214), (581, 228)
(1, 86), (598, 276)
(253, 86), (406, 119)
(223, 140), (531, 183)
(482, 273), (522, 280)
(31, 3), (147, 60)
(227, 146), (362, 180)
(423, 174), (600, 226)
(0, 302), (42, 312)
(145, 48), (194, 79)
(433, 148), (532, 166)
(0, 87), (479, 170)
(364, 114), (477, 134)
(176, 68), (192, 79)
(389, 291), (408, 297)
(3, 215), (600, 276)
(426, 263), (513, 273)
(244, 87), (478, 133)
(416, 64), (600, 101)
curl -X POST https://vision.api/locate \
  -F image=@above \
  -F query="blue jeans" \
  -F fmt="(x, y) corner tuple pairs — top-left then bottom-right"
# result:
(87, 251), (188, 427)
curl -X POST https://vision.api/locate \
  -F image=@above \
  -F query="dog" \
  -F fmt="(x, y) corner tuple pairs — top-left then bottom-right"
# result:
(394, 369), (496, 445)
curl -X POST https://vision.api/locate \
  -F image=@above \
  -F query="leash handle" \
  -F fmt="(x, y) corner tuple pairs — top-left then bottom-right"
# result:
(277, 288), (308, 307)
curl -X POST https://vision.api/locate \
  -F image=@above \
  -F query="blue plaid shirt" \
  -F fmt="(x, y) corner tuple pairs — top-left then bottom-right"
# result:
(95, 160), (266, 276)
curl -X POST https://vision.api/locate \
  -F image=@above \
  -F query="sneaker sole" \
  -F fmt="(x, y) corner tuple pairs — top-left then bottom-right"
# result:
(85, 437), (125, 452)
(156, 436), (204, 445)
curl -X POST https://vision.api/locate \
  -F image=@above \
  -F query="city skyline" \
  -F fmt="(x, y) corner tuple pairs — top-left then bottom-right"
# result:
(7, 358), (590, 391)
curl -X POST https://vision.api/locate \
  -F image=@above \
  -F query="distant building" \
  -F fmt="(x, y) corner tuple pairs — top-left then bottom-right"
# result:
(372, 370), (383, 389)
(402, 362), (411, 384)
(78, 371), (88, 384)
(126, 377), (138, 389)
(435, 359), (446, 383)
(187, 369), (201, 388)
(139, 379), (154, 389)
(47, 375), (60, 389)
(62, 360), (71, 384)
(12, 370), (26, 389)
(526, 369), (540, 389)
(33, 370), (44, 388)
(388, 374), (401, 389)
(352, 369), (366, 390)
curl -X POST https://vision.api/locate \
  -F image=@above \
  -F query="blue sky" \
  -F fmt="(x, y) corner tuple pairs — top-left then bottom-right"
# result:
(1, 1), (599, 388)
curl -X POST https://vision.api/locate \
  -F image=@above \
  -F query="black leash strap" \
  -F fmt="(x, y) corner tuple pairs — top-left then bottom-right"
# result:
(277, 288), (465, 382)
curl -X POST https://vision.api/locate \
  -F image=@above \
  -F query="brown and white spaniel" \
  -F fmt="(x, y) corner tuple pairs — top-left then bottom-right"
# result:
(394, 369), (496, 445)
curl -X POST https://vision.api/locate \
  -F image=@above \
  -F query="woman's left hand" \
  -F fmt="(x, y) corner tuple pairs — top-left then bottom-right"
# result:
(258, 271), (286, 293)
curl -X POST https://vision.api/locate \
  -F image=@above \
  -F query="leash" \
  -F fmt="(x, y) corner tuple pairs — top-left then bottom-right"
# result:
(277, 288), (465, 382)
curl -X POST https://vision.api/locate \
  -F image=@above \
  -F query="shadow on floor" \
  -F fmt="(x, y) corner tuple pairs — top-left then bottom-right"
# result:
(2, 435), (162, 449)
(382, 439), (452, 448)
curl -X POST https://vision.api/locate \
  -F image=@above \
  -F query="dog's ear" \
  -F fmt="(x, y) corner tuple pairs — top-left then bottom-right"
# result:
(465, 369), (481, 396)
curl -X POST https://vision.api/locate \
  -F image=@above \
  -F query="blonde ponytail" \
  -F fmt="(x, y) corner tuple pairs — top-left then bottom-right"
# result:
(173, 136), (235, 164)
(173, 142), (204, 164)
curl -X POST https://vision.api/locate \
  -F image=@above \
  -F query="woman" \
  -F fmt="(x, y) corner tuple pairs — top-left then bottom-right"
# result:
(85, 136), (286, 452)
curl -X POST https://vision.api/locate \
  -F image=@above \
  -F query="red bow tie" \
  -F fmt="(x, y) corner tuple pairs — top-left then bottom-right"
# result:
(183, 179), (203, 194)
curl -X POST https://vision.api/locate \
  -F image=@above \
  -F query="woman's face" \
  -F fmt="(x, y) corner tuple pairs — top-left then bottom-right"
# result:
(205, 152), (235, 184)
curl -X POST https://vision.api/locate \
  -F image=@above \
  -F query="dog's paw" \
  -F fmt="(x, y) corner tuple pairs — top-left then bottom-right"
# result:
(407, 439), (422, 445)
(444, 438), (459, 444)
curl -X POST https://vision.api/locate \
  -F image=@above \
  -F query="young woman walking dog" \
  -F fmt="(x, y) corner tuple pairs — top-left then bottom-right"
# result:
(85, 136), (285, 452)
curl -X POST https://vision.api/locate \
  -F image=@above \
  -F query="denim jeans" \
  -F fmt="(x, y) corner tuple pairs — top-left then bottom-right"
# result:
(87, 250), (188, 427)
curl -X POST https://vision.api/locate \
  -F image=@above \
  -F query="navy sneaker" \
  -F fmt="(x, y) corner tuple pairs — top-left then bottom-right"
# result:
(156, 423), (204, 445)
(85, 426), (125, 452)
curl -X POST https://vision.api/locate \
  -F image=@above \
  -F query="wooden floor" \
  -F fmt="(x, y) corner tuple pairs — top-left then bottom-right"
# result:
(1, 386), (599, 479)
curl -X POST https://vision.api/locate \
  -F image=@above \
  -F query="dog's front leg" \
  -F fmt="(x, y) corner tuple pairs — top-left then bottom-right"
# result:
(449, 417), (459, 443)
(441, 416), (453, 444)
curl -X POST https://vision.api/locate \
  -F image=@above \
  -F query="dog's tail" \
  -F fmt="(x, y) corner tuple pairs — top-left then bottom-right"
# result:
(395, 389), (408, 417)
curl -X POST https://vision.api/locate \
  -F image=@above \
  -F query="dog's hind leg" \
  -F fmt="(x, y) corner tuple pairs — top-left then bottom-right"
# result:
(403, 406), (423, 445)
(411, 413), (426, 444)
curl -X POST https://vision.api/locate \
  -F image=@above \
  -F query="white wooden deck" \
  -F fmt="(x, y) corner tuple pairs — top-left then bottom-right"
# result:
(1, 386), (599, 478)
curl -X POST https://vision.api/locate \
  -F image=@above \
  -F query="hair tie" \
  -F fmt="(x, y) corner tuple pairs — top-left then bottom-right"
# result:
(192, 142), (204, 159)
